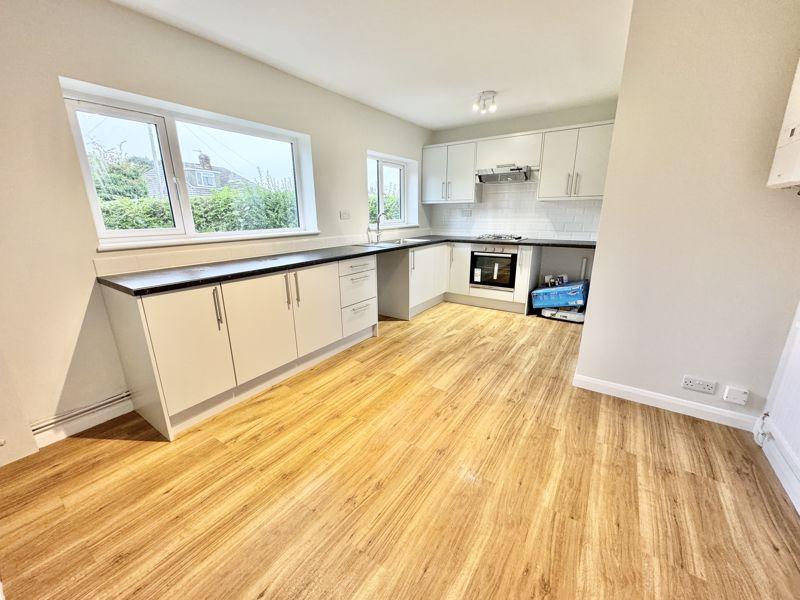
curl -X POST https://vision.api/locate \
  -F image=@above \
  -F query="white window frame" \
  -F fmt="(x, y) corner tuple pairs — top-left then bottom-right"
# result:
(65, 99), (187, 241)
(367, 150), (419, 230)
(369, 158), (405, 225)
(195, 170), (216, 188)
(62, 78), (319, 251)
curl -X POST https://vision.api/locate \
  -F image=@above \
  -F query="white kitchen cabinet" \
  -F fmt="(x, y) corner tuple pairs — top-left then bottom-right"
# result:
(538, 124), (613, 199)
(339, 268), (377, 308)
(142, 285), (237, 416)
(446, 142), (477, 202)
(476, 133), (542, 170)
(410, 244), (449, 307)
(291, 262), (343, 357)
(538, 128), (580, 199)
(338, 255), (376, 276)
(422, 143), (476, 204)
(341, 298), (378, 337)
(222, 273), (298, 386)
(422, 145), (448, 203)
(447, 242), (472, 295)
(572, 124), (613, 197)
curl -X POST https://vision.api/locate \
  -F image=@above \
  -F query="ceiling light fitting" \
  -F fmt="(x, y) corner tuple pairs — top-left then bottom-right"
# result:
(472, 91), (497, 115)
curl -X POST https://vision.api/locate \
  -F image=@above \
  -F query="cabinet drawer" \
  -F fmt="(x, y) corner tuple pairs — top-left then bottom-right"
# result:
(339, 255), (376, 276)
(469, 286), (516, 302)
(341, 298), (378, 337)
(340, 269), (377, 307)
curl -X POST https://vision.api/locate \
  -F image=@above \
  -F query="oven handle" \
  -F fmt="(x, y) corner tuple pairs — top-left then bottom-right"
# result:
(473, 252), (515, 258)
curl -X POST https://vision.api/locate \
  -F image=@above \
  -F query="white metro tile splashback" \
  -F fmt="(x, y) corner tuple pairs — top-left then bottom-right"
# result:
(428, 182), (601, 240)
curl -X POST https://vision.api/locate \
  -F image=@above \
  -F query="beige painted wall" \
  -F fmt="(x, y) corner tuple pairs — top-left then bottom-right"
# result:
(0, 0), (430, 450)
(576, 0), (800, 417)
(429, 99), (617, 144)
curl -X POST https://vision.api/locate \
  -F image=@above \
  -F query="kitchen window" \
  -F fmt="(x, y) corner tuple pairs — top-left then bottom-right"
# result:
(366, 151), (419, 229)
(63, 78), (317, 250)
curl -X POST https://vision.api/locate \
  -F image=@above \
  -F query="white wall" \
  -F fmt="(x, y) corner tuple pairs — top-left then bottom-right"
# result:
(576, 0), (800, 420)
(0, 0), (430, 457)
(429, 99), (617, 144)
(429, 181), (601, 241)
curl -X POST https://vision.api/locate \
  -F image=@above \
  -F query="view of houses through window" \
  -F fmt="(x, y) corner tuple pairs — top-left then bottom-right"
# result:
(174, 121), (299, 233)
(72, 103), (301, 239)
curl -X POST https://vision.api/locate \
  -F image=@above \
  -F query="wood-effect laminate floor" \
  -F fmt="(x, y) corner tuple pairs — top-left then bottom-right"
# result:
(1, 302), (799, 599)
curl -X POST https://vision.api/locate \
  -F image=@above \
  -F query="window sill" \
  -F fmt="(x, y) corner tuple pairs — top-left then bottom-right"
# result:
(97, 229), (321, 252)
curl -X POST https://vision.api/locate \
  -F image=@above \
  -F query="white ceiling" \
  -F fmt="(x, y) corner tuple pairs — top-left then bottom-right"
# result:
(111, 0), (632, 130)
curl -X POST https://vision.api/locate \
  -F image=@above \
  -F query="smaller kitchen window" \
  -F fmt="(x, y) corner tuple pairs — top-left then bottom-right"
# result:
(367, 156), (405, 226)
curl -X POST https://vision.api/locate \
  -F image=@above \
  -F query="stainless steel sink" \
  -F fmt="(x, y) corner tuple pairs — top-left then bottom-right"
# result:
(358, 238), (430, 248)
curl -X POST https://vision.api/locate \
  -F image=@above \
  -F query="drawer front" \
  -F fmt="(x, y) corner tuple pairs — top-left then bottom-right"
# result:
(339, 255), (376, 276)
(469, 286), (516, 302)
(341, 298), (378, 337)
(340, 269), (377, 308)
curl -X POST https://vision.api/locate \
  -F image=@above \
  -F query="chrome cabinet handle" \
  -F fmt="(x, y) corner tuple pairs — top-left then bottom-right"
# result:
(565, 173), (572, 195)
(352, 304), (370, 313)
(350, 274), (369, 283)
(447, 181), (452, 199)
(574, 172), (581, 195)
(212, 287), (223, 330)
(350, 263), (369, 270)
(441, 181), (445, 199)
(411, 250), (415, 270)
(450, 244), (454, 265)
(294, 272), (300, 306)
(283, 273), (291, 309)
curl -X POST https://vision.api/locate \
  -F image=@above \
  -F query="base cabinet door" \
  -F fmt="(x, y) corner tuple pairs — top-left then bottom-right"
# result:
(409, 248), (427, 307)
(448, 243), (472, 295)
(222, 272), (298, 385)
(142, 285), (237, 416)
(291, 262), (343, 356)
(432, 243), (450, 296)
(411, 244), (448, 306)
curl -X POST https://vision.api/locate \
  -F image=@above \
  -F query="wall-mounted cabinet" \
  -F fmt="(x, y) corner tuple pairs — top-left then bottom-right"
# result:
(538, 124), (613, 200)
(422, 121), (613, 204)
(422, 143), (476, 204)
(475, 133), (542, 170)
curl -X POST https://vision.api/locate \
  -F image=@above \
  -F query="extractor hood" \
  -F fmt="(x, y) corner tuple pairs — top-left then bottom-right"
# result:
(475, 164), (535, 184)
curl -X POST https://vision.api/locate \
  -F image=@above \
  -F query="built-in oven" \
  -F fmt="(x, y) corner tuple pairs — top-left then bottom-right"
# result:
(469, 246), (517, 291)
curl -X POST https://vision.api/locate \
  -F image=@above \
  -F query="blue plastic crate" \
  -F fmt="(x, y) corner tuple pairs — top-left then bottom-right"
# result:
(531, 280), (589, 309)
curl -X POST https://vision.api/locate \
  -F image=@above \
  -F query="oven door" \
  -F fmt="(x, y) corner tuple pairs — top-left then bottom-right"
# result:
(470, 251), (517, 290)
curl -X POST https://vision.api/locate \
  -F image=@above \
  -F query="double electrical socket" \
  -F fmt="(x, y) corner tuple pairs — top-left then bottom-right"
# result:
(682, 375), (716, 394)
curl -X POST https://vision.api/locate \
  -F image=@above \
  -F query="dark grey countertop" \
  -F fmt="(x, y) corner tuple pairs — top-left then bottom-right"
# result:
(97, 235), (596, 296)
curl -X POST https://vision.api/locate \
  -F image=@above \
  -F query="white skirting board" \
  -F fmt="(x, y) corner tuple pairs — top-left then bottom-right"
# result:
(32, 392), (133, 448)
(572, 374), (758, 431)
(760, 423), (800, 515)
